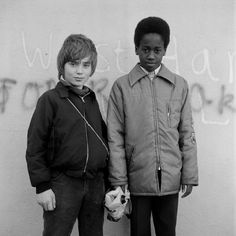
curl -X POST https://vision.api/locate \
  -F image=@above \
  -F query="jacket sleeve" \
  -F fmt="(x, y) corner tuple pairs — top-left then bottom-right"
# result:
(25, 93), (54, 193)
(178, 81), (198, 186)
(107, 81), (128, 187)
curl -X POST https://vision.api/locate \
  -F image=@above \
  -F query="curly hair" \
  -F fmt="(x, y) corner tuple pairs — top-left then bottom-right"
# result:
(134, 17), (170, 50)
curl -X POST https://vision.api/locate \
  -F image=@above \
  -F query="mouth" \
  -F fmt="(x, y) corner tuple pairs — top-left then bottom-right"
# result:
(74, 77), (83, 81)
(146, 61), (156, 66)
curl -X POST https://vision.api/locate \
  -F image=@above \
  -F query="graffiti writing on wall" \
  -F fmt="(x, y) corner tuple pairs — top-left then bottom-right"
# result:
(1, 32), (235, 126)
(191, 83), (236, 125)
(21, 32), (236, 83)
(0, 77), (109, 115)
(0, 77), (235, 124)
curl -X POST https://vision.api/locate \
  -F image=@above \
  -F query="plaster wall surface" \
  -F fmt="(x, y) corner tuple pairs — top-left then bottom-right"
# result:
(0, 0), (235, 235)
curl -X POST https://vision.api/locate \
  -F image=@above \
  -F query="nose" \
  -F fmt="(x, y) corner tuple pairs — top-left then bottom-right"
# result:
(75, 65), (83, 74)
(147, 50), (155, 59)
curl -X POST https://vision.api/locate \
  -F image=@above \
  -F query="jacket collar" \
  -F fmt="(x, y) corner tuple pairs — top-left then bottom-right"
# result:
(55, 82), (95, 99)
(128, 63), (176, 87)
(55, 82), (69, 98)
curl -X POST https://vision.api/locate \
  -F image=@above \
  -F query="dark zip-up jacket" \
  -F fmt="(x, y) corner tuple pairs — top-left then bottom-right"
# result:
(26, 82), (108, 193)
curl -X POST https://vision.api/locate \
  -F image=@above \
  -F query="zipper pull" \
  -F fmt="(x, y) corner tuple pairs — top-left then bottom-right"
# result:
(81, 96), (85, 103)
(157, 165), (162, 191)
(81, 92), (90, 103)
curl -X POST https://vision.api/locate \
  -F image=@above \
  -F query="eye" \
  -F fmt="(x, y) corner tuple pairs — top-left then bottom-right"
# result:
(69, 61), (76, 66)
(143, 48), (150, 54)
(83, 63), (91, 68)
(154, 48), (162, 54)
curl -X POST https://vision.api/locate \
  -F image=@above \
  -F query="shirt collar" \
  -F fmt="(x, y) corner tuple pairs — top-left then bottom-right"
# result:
(128, 63), (176, 87)
(139, 64), (161, 76)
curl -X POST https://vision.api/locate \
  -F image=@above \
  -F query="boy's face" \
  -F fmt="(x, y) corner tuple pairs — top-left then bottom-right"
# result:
(63, 56), (92, 89)
(135, 33), (166, 72)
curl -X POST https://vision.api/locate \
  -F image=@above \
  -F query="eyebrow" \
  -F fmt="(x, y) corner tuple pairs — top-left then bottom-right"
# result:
(70, 58), (91, 63)
(142, 45), (162, 48)
(83, 61), (91, 64)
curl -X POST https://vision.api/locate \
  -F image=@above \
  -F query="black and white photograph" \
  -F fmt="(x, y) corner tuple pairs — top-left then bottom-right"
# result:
(0, 0), (235, 235)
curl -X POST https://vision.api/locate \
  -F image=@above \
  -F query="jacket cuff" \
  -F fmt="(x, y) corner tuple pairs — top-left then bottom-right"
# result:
(36, 182), (51, 194)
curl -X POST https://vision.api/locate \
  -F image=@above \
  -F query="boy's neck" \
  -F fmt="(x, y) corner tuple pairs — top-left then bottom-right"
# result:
(59, 77), (89, 95)
(139, 63), (162, 75)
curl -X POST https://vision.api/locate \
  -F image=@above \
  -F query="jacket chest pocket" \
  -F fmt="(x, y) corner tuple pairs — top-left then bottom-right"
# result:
(166, 100), (182, 128)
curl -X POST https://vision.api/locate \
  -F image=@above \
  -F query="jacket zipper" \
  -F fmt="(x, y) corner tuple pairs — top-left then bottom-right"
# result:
(150, 79), (162, 191)
(80, 92), (90, 103)
(67, 95), (109, 159)
(80, 92), (109, 156)
(80, 93), (90, 174)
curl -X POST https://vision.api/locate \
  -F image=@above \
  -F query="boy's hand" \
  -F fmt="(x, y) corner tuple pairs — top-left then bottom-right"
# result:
(36, 189), (56, 211)
(181, 184), (193, 198)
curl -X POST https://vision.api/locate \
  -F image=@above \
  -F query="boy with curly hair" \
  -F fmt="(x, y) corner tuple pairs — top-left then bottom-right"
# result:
(107, 17), (198, 236)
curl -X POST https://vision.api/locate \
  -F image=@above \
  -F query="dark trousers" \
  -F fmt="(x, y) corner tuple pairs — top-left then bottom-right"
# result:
(130, 194), (179, 236)
(43, 172), (105, 236)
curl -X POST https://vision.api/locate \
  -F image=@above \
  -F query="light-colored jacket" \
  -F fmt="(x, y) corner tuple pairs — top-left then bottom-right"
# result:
(107, 63), (198, 196)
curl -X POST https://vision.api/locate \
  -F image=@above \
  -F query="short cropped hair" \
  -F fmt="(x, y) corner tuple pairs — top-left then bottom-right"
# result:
(57, 34), (97, 79)
(134, 17), (170, 50)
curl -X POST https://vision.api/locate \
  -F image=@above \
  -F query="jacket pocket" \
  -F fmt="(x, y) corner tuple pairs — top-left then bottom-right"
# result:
(51, 171), (65, 181)
(167, 103), (171, 127)
(167, 100), (181, 128)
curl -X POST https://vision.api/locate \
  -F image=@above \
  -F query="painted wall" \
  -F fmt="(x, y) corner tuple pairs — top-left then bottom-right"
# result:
(0, 0), (235, 235)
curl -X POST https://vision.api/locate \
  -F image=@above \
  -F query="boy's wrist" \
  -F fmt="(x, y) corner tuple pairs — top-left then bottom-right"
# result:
(36, 181), (51, 194)
(111, 185), (126, 192)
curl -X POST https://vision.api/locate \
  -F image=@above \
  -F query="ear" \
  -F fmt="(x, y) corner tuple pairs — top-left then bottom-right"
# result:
(163, 47), (167, 56)
(135, 47), (139, 55)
